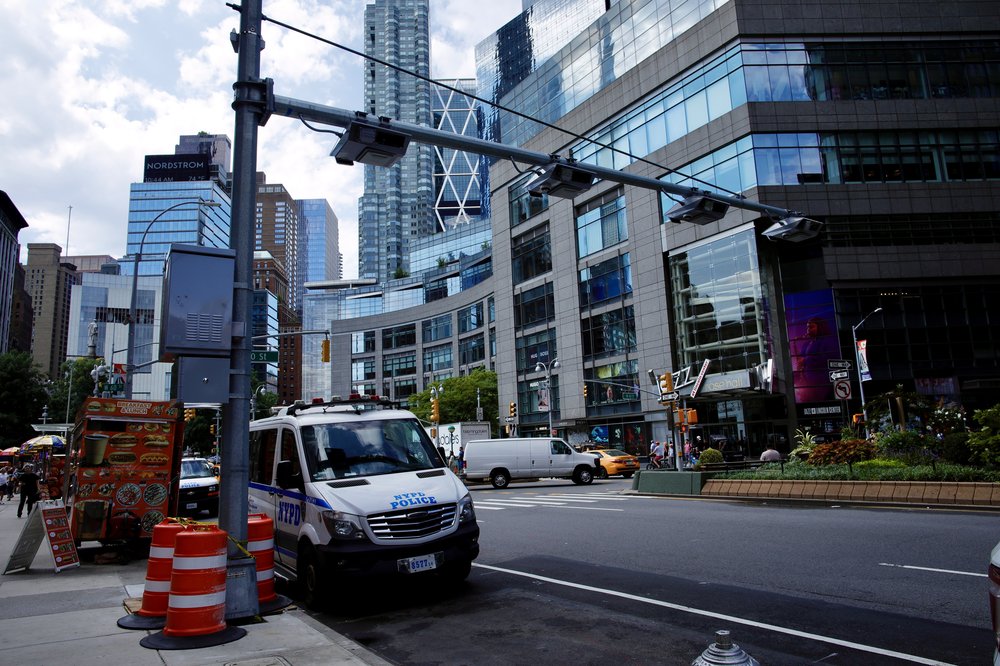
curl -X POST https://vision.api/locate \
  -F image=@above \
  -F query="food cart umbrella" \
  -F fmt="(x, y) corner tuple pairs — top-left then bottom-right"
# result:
(19, 434), (66, 454)
(0, 447), (19, 456)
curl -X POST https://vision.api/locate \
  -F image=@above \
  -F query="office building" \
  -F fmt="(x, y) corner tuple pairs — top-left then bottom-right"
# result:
(432, 79), (485, 230)
(0, 192), (28, 355)
(303, 0), (1000, 457)
(25, 244), (79, 378)
(359, 0), (435, 281)
(298, 199), (341, 286)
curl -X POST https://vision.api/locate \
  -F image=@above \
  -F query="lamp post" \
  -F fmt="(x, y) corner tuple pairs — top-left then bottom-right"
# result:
(534, 358), (560, 437)
(125, 199), (221, 398)
(852, 307), (883, 435)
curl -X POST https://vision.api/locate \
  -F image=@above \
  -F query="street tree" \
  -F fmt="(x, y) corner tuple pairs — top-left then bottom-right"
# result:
(409, 369), (498, 432)
(48, 357), (106, 424)
(0, 351), (51, 448)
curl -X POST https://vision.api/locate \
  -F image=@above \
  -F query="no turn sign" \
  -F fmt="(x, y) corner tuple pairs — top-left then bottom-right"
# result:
(834, 379), (852, 400)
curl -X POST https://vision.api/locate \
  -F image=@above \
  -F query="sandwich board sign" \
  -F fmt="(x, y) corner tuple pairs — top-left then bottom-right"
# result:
(3, 499), (80, 574)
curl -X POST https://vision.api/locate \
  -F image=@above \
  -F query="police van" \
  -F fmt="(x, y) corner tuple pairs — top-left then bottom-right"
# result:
(248, 395), (479, 609)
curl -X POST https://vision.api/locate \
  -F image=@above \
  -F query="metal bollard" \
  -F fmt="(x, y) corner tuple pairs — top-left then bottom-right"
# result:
(691, 630), (760, 666)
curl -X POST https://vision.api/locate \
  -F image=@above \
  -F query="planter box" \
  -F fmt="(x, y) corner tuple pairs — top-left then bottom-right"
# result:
(697, 479), (1000, 507)
(632, 470), (703, 495)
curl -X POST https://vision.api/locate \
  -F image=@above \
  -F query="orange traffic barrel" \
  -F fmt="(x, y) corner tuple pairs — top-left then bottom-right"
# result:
(248, 513), (292, 614)
(118, 519), (185, 630)
(140, 525), (246, 650)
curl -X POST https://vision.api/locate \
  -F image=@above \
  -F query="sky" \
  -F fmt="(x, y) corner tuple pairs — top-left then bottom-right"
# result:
(0, 0), (523, 277)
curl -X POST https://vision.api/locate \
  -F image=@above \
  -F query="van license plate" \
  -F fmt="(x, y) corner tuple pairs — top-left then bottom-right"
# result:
(185, 502), (198, 509)
(398, 553), (439, 573)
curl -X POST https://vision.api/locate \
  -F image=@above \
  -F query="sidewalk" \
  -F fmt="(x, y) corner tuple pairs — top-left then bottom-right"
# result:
(0, 499), (392, 666)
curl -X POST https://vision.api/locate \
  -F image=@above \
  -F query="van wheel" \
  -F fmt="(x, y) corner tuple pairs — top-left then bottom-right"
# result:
(298, 544), (329, 611)
(490, 470), (510, 489)
(573, 467), (594, 485)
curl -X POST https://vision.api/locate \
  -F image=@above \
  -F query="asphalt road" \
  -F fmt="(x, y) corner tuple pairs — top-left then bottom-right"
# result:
(302, 478), (997, 665)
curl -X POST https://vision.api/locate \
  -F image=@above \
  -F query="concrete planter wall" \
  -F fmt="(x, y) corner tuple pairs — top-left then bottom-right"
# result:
(631, 472), (1000, 507)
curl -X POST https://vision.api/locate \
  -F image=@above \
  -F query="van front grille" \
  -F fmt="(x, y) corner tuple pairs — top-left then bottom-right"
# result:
(366, 503), (457, 540)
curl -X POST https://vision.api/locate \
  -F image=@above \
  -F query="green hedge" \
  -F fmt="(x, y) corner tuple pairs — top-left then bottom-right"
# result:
(717, 461), (1000, 482)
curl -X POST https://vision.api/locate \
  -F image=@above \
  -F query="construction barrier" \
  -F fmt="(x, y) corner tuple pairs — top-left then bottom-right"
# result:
(118, 519), (185, 630)
(140, 524), (246, 650)
(247, 513), (292, 614)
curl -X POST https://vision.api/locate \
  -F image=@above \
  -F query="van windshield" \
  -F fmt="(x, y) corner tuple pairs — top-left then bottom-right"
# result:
(301, 418), (443, 481)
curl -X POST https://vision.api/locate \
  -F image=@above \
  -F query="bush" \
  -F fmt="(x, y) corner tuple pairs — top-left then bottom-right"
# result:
(967, 405), (1000, 469)
(806, 439), (876, 466)
(939, 432), (971, 465)
(717, 463), (1000, 482)
(694, 447), (723, 470)
(853, 458), (906, 470)
(873, 430), (937, 465)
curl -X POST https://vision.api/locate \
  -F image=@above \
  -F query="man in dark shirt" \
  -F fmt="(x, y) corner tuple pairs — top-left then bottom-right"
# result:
(16, 464), (41, 518)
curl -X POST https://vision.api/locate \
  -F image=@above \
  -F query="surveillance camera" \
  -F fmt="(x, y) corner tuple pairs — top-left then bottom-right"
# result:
(665, 195), (729, 225)
(526, 164), (596, 199)
(330, 119), (410, 168)
(761, 216), (823, 242)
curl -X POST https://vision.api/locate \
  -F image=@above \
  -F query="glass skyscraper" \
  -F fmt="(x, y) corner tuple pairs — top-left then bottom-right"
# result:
(432, 79), (485, 231)
(298, 199), (340, 286)
(359, 0), (434, 281)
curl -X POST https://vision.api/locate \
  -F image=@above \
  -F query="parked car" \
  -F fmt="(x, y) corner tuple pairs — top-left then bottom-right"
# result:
(590, 449), (639, 478)
(178, 457), (220, 516)
(990, 539), (1000, 664)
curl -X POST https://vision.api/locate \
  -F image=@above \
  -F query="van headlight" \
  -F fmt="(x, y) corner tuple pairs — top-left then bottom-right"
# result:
(458, 495), (476, 524)
(320, 510), (366, 540)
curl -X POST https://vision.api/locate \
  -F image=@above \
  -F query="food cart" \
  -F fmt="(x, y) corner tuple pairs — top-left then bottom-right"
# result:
(65, 398), (184, 544)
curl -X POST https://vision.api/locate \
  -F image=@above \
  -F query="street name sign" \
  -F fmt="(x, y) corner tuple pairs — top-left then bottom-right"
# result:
(250, 350), (279, 363)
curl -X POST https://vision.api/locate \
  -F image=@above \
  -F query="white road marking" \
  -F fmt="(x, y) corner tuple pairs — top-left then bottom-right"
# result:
(509, 496), (597, 503)
(879, 562), (987, 578)
(474, 500), (542, 507)
(549, 506), (623, 511)
(473, 563), (956, 666)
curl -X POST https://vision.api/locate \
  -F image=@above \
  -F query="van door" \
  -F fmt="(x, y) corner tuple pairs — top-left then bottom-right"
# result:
(548, 439), (576, 476)
(248, 427), (278, 561)
(273, 427), (305, 572)
(529, 439), (552, 478)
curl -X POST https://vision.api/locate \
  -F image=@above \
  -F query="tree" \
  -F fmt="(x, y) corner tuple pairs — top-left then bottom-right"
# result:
(47, 357), (106, 424)
(0, 351), (51, 448)
(967, 404), (1000, 469)
(409, 370), (498, 434)
(864, 383), (934, 433)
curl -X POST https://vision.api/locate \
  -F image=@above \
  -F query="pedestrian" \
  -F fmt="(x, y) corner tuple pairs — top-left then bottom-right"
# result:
(0, 468), (8, 503)
(666, 443), (676, 468)
(16, 463), (41, 518)
(760, 445), (782, 462)
(457, 447), (464, 472)
(8, 466), (19, 501)
(651, 440), (664, 468)
(683, 440), (692, 465)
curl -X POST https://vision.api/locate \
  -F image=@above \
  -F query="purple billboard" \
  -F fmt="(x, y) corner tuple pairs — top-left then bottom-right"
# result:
(785, 289), (839, 403)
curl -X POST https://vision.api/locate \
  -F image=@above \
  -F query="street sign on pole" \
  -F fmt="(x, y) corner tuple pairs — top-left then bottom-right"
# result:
(828, 369), (850, 381)
(833, 379), (852, 400)
(828, 359), (852, 370)
(659, 392), (680, 402)
(250, 350), (279, 363)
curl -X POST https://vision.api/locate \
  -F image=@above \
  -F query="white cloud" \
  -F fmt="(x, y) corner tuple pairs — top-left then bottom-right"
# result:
(1, 0), (521, 277)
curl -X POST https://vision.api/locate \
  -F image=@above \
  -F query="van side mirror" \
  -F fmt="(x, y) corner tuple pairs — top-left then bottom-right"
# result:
(276, 459), (301, 490)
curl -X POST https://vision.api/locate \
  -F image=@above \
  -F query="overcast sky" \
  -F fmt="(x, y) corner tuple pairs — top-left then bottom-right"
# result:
(1, 0), (522, 277)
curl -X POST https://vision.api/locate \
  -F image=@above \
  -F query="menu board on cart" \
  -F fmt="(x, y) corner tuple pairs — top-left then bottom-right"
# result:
(4, 500), (79, 574)
(67, 398), (183, 543)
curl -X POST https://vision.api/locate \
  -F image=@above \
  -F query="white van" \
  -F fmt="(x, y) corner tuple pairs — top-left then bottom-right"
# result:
(463, 437), (599, 489)
(247, 396), (480, 609)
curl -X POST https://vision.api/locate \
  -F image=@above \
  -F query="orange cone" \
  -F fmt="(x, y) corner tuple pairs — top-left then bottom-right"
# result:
(248, 513), (292, 614)
(140, 525), (246, 650)
(118, 519), (185, 629)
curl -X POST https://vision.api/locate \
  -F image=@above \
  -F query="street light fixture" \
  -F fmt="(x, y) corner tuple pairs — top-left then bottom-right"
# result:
(125, 198), (221, 398)
(534, 358), (560, 437)
(852, 307), (883, 434)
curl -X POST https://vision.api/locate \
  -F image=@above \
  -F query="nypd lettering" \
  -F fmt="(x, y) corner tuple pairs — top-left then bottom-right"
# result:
(277, 500), (301, 525)
(390, 491), (437, 510)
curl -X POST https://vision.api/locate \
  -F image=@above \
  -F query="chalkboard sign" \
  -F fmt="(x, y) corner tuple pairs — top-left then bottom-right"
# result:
(3, 499), (80, 574)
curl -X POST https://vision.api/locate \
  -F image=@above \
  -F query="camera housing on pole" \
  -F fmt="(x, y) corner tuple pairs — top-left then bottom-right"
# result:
(761, 215), (822, 242)
(330, 116), (410, 167)
(526, 163), (596, 199)
(666, 194), (729, 225)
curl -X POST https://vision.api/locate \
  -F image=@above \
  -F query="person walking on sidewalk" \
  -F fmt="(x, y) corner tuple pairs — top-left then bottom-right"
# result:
(16, 464), (41, 518)
(0, 468), (9, 503)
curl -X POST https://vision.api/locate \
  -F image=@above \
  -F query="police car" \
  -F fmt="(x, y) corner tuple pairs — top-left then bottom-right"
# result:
(178, 457), (220, 516)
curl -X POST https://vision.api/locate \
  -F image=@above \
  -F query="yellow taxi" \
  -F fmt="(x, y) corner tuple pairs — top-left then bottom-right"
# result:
(589, 449), (640, 479)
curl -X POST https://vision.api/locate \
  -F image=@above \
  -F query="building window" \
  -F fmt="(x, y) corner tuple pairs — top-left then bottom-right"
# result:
(458, 302), (484, 333)
(352, 359), (375, 382)
(423, 344), (453, 373)
(383, 353), (416, 378)
(511, 224), (552, 285)
(513, 282), (554, 330)
(458, 335), (485, 365)
(422, 314), (452, 343)
(515, 330), (556, 373)
(576, 189), (627, 259)
(581, 306), (636, 360)
(584, 360), (639, 407)
(508, 175), (549, 227)
(382, 324), (416, 350)
(579, 254), (632, 308)
(352, 331), (375, 354)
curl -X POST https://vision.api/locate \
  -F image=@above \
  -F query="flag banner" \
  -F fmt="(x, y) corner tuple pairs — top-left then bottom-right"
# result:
(857, 339), (872, 382)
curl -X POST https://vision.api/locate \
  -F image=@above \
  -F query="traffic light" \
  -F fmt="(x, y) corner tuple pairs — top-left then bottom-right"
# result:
(210, 424), (216, 435)
(658, 372), (674, 401)
(184, 408), (195, 422)
(583, 383), (588, 398)
(852, 413), (863, 424)
(430, 427), (437, 438)
(509, 401), (517, 419)
(320, 339), (330, 363)
(686, 408), (698, 424)
(431, 398), (440, 423)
